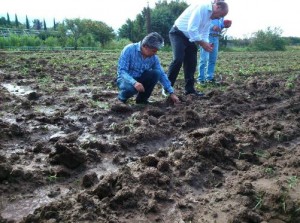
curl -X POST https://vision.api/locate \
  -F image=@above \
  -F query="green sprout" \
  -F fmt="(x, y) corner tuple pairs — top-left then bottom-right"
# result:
(254, 149), (269, 158)
(254, 192), (265, 210)
(288, 176), (298, 189)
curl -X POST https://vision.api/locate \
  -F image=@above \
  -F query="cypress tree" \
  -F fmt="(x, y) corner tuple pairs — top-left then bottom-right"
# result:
(6, 13), (11, 27)
(43, 19), (47, 30)
(15, 14), (19, 27)
(53, 18), (56, 30)
(146, 2), (151, 34)
(26, 15), (30, 29)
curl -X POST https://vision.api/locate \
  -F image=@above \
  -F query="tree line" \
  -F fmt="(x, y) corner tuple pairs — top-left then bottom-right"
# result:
(1, 0), (300, 50)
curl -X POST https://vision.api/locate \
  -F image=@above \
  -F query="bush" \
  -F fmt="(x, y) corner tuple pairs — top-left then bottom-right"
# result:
(251, 27), (287, 51)
(78, 33), (97, 47)
(44, 36), (59, 47)
(20, 35), (42, 46)
(103, 38), (132, 50)
(0, 37), (10, 48)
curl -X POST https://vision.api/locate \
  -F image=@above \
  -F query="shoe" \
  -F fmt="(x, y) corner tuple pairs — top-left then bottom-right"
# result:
(117, 97), (127, 103)
(197, 80), (206, 85)
(206, 79), (220, 84)
(185, 91), (205, 97)
(162, 88), (168, 97)
(136, 99), (149, 104)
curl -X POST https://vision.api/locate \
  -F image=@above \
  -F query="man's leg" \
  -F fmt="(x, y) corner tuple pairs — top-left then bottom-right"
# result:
(207, 37), (219, 81)
(135, 70), (160, 103)
(199, 47), (209, 82)
(183, 42), (198, 93)
(167, 27), (186, 87)
(117, 78), (137, 103)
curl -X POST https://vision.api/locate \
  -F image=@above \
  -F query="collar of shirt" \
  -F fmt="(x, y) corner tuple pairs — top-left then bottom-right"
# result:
(175, 2), (213, 43)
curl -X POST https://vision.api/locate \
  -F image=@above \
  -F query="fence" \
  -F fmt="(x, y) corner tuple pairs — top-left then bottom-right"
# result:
(0, 28), (58, 37)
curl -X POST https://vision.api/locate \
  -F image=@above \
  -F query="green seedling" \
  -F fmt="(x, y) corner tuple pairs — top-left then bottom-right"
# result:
(280, 192), (288, 213)
(254, 149), (269, 158)
(285, 74), (297, 89)
(38, 75), (52, 86)
(265, 167), (275, 176)
(288, 176), (298, 189)
(238, 151), (247, 160)
(47, 174), (58, 183)
(254, 192), (265, 210)
(89, 100), (109, 109)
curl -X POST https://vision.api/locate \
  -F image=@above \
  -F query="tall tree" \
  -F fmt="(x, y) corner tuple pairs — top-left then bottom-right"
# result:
(33, 19), (42, 30)
(64, 18), (115, 47)
(118, 12), (146, 42)
(150, 0), (187, 44)
(43, 19), (47, 30)
(6, 13), (11, 27)
(26, 15), (30, 29)
(118, 19), (134, 41)
(0, 17), (6, 26)
(146, 2), (151, 34)
(118, 0), (187, 44)
(53, 18), (56, 30)
(15, 14), (19, 28)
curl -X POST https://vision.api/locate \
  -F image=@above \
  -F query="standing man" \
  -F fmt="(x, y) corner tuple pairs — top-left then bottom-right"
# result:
(166, 0), (228, 96)
(198, 2), (232, 84)
(116, 32), (180, 104)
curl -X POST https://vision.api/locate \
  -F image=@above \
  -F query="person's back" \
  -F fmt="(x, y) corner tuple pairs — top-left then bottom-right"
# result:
(166, 0), (228, 96)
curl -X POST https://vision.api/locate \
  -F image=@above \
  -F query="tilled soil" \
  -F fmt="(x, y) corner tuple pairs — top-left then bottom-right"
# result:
(0, 51), (300, 223)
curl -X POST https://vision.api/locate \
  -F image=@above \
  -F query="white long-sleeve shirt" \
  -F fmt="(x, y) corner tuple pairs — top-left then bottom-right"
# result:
(174, 1), (212, 43)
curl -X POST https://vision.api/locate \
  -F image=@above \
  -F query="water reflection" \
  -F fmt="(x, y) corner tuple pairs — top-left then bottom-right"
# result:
(2, 83), (33, 96)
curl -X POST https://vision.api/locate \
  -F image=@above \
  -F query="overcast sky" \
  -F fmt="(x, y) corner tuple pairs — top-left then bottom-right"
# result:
(1, 0), (299, 38)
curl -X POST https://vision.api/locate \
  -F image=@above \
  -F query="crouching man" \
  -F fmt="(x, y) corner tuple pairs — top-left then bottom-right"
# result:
(116, 32), (180, 104)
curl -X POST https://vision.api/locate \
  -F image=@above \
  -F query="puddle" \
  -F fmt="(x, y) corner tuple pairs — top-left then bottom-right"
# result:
(2, 83), (34, 96)
(78, 131), (116, 144)
(34, 105), (61, 115)
(0, 159), (117, 222)
(0, 186), (69, 222)
(94, 157), (119, 177)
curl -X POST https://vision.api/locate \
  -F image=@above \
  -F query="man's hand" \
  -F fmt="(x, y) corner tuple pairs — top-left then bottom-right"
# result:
(134, 82), (145, 92)
(169, 93), (180, 104)
(212, 25), (221, 32)
(224, 20), (232, 28)
(199, 41), (213, 52)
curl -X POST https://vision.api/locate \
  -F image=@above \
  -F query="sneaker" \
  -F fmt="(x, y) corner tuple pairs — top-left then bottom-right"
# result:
(197, 80), (206, 85)
(136, 99), (149, 104)
(162, 88), (168, 97)
(117, 97), (127, 103)
(206, 79), (220, 85)
(185, 90), (205, 97)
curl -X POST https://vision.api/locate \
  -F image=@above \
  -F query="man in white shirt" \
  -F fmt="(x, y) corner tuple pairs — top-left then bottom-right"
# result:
(166, 0), (228, 96)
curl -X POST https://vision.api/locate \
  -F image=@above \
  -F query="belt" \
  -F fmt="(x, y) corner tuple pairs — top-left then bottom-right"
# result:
(172, 25), (190, 41)
(210, 34), (221, 37)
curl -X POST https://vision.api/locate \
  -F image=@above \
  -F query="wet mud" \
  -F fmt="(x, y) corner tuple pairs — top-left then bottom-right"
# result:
(0, 51), (300, 223)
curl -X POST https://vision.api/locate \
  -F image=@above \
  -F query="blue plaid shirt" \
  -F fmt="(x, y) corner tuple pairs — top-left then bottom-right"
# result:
(210, 18), (225, 35)
(117, 42), (174, 94)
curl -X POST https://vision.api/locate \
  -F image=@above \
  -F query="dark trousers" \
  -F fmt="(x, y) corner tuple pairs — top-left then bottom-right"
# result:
(117, 69), (160, 102)
(167, 26), (198, 93)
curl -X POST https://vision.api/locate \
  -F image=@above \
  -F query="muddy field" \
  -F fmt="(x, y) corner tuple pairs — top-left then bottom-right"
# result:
(0, 50), (300, 223)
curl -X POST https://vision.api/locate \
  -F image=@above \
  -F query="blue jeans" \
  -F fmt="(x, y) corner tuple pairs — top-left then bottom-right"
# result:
(198, 36), (219, 82)
(117, 69), (160, 102)
(167, 26), (198, 93)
